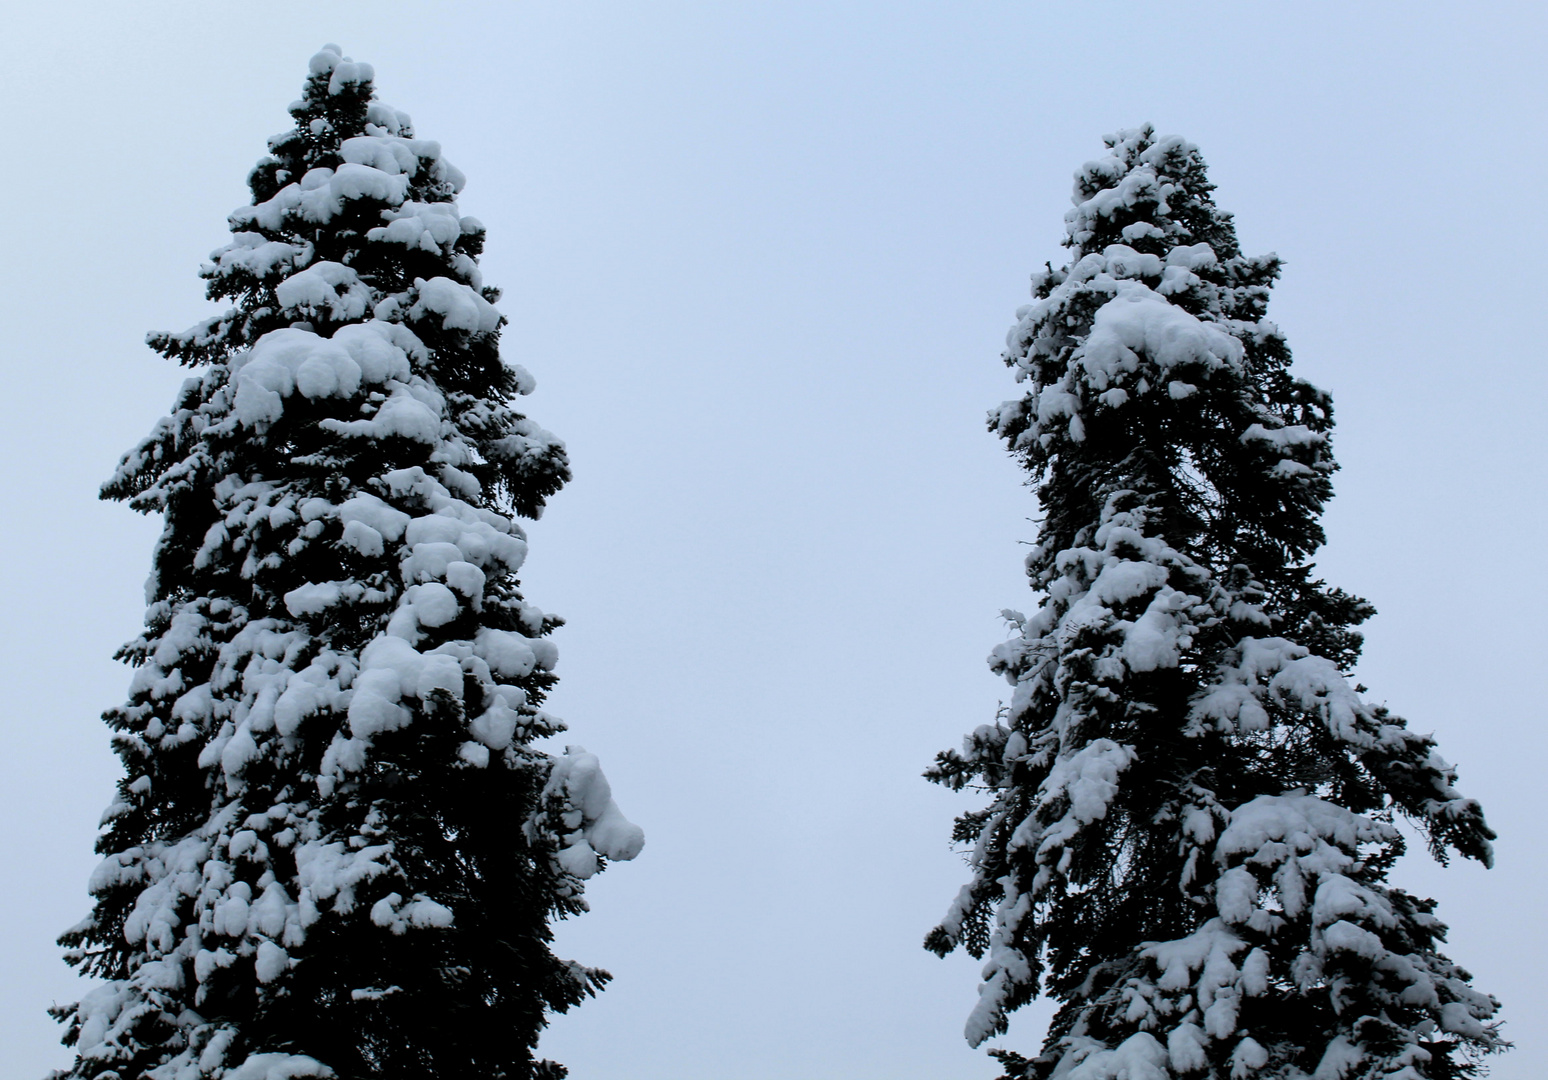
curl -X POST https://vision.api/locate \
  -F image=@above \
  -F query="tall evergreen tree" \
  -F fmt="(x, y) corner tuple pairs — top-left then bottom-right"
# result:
(926, 128), (1502, 1079)
(53, 46), (642, 1080)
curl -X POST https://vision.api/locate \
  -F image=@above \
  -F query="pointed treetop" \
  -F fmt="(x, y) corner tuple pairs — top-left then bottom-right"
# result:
(1062, 125), (1240, 260)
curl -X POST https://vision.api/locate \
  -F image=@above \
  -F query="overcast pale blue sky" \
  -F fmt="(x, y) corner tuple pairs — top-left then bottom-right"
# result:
(2, 4), (1543, 1078)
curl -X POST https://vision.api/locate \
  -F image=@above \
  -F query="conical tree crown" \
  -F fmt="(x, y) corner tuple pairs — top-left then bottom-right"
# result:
(928, 127), (1500, 1079)
(56, 46), (640, 1080)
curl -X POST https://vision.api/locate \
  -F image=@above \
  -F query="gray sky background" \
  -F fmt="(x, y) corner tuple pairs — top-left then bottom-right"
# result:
(2, 4), (1543, 1078)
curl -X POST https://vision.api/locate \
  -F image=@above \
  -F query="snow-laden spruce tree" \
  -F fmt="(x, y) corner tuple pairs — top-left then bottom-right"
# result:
(926, 128), (1502, 1079)
(53, 46), (642, 1080)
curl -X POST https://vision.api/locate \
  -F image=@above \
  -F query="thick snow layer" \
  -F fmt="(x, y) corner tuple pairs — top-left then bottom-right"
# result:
(338, 492), (411, 540)
(1062, 1033), (1169, 1080)
(539, 748), (646, 879)
(233, 330), (354, 425)
(340, 135), (421, 175)
(370, 892), (455, 935)
(409, 276), (501, 333)
(226, 1052), (334, 1080)
(228, 324), (432, 429)
(310, 44), (372, 98)
(1028, 739), (1133, 853)
(320, 383), (445, 444)
(332, 321), (417, 383)
(368, 201), (476, 259)
(1081, 282), (1242, 384)
(295, 839), (392, 917)
(207, 232), (305, 279)
(232, 165), (411, 232)
(1217, 792), (1397, 863)
(275, 262), (372, 323)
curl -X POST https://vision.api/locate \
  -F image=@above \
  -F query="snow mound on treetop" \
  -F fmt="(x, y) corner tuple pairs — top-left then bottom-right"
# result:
(309, 44), (372, 98)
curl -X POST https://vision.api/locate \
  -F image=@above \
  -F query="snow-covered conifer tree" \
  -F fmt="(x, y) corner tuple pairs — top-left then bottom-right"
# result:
(53, 46), (642, 1080)
(927, 127), (1502, 1079)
